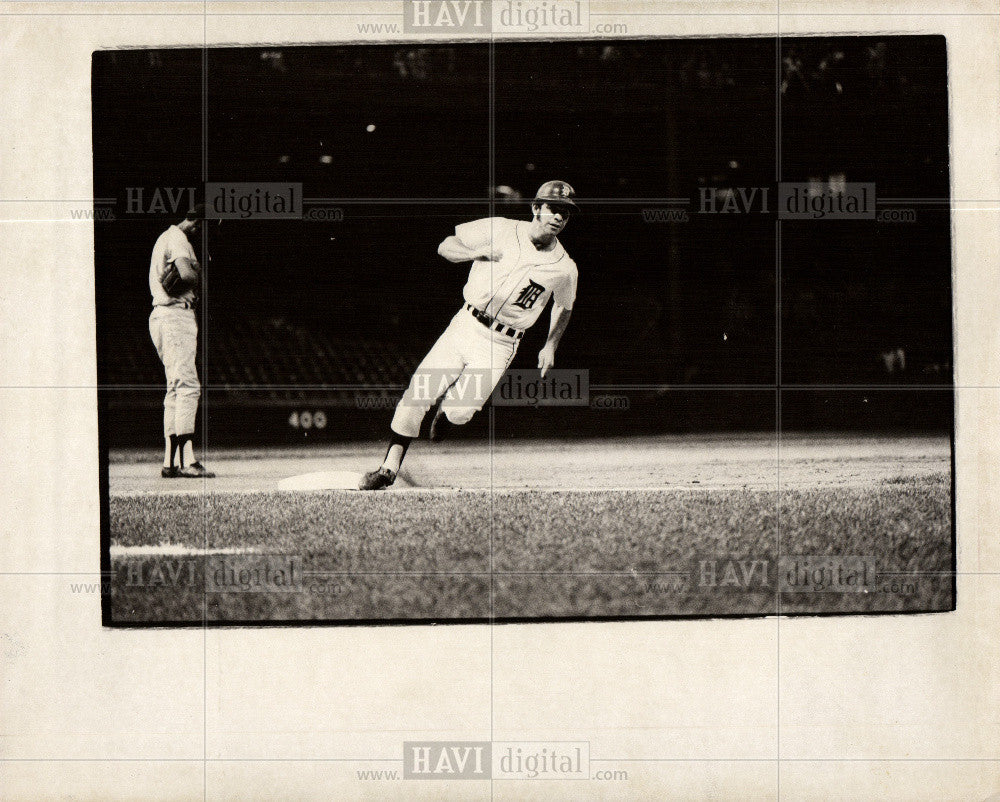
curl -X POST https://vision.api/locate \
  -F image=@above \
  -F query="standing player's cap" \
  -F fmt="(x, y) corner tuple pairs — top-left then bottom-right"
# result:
(532, 180), (578, 210)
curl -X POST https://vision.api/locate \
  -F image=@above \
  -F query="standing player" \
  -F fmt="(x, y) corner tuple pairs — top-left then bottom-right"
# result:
(359, 180), (579, 490)
(148, 204), (215, 478)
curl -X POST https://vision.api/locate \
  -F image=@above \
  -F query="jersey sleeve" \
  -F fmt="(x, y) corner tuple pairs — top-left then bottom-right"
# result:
(453, 217), (507, 251)
(166, 228), (196, 267)
(553, 261), (578, 310)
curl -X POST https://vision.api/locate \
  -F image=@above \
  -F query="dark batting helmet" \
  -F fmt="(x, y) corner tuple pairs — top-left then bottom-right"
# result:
(532, 180), (578, 211)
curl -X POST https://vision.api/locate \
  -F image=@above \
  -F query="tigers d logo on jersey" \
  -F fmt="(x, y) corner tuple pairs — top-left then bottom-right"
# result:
(512, 280), (546, 310)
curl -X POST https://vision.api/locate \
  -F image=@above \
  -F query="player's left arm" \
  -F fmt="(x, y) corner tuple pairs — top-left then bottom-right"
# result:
(538, 263), (577, 377)
(538, 303), (572, 378)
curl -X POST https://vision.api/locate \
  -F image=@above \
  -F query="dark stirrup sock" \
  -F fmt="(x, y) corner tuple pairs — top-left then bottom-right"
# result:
(175, 433), (193, 467)
(382, 432), (412, 473)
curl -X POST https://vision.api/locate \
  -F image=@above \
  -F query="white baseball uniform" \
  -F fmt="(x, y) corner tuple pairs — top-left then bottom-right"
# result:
(148, 225), (201, 438)
(390, 216), (578, 438)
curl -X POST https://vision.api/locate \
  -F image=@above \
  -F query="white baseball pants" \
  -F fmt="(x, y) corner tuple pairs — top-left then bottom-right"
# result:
(390, 308), (519, 438)
(149, 306), (201, 437)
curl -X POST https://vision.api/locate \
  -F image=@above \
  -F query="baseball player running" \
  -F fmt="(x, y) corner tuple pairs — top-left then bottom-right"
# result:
(359, 180), (579, 490)
(148, 204), (215, 478)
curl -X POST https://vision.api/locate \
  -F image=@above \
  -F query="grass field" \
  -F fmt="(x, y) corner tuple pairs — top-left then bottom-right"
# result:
(105, 433), (953, 624)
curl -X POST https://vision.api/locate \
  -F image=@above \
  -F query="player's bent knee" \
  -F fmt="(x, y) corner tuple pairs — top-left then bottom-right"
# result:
(390, 404), (424, 439)
(443, 407), (476, 426)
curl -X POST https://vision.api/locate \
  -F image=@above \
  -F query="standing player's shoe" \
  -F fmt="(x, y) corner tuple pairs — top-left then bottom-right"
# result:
(358, 466), (396, 490)
(178, 461), (216, 478)
(429, 406), (453, 442)
(161, 466), (179, 478)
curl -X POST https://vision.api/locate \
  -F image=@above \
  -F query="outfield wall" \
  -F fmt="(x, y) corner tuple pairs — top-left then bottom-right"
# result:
(101, 387), (952, 448)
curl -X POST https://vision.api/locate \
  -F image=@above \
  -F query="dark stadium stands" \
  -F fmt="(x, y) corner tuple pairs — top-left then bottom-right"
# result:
(104, 313), (419, 406)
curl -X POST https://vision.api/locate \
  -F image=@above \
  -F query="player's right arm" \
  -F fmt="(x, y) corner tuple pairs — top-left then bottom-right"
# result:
(437, 236), (500, 263)
(438, 217), (503, 263)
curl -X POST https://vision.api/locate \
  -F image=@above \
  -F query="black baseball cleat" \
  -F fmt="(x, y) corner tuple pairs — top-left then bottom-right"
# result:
(161, 466), (179, 478)
(178, 461), (216, 478)
(429, 406), (453, 442)
(358, 466), (396, 490)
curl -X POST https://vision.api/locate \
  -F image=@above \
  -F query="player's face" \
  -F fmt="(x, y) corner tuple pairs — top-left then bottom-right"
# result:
(537, 202), (572, 233)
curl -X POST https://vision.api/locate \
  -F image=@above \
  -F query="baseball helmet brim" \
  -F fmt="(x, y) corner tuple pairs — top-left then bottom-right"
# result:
(532, 196), (579, 211)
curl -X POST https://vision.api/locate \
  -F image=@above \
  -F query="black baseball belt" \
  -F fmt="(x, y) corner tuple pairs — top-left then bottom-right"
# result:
(466, 304), (524, 339)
